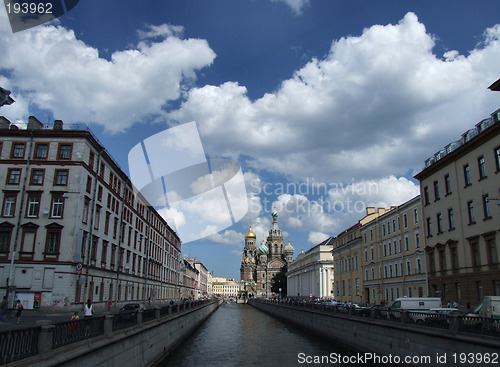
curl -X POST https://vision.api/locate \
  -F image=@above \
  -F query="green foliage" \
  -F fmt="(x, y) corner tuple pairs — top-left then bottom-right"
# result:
(271, 264), (287, 297)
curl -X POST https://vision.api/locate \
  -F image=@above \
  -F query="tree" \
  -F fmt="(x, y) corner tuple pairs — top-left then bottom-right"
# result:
(271, 265), (287, 297)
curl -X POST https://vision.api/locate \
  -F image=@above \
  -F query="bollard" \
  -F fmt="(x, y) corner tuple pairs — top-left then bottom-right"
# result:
(370, 308), (376, 319)
(104, 314), (113, 338)
(137, 309), (143, 327)
(155, 306), (161, 321)
(401, 310), (409, 324)
(36, 320), (55, 357)
(448, 314), (459, 334)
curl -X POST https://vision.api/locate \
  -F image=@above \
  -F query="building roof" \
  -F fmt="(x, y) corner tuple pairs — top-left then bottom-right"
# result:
(488, 78), (500, 92)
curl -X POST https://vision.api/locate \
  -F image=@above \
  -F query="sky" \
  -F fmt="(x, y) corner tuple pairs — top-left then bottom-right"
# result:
(1, 0), (500, 280)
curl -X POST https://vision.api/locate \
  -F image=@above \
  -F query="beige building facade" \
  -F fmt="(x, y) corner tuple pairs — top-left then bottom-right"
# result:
(360, 196), (426, 305)
(415, 108), (500, 307)
(0, 116), (183, 309)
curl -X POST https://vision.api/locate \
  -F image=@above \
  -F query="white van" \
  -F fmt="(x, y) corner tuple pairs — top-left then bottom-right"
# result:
(480, 296), (500, 319)
(389, 297), (442, 321)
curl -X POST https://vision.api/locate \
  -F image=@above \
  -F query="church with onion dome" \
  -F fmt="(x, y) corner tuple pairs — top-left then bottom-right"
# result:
(240, 210), (294, 298)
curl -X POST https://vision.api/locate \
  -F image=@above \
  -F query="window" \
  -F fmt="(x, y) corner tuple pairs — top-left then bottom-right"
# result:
(450, 247), (458, 269)
(448, 208), (455, 230)
(403, 214), (407, 228)
(483, 195), (492, 219)
(413, 208), (418, 224)
(2, 195), (16, 217)
(423, 187), (429, 205)
(34, 143), (48, 159)
(86, 176), (92, 194)
(439, 250), (446, 271)
(426, 217), (432, 237)
(495, 146), (500, 172)
(415, 232), (420, 249)
(7, 168), (21, 185)
(0, 230), (11, 252)
(429, 253), (435, 273)
(54, 170), (68, 186)
(51, 196), (64, 218)
(478, 156), (486, 179)
(488, 239), (498, 265)
(89, 151), (95, 170)
(406, 260), (411, 275)
(436, 213), (443, 234)
(58, 144), (72, 159)
(30, 169), (44, 185)
(463, 164), (471, 186)
(26, 195), (40, 217)
(46, 232), (60, 253)
(467, 201), (475, 224)
(433, 180), (440, 201)
(471, 243), (480, 267)
(11, 143), (25, 158)
(444, 174), (451, 195)
(83, 198), (90, 224)
(477, 281), (483, 302)
(417, 258), (422, 274)
(404, 233), (409, 251)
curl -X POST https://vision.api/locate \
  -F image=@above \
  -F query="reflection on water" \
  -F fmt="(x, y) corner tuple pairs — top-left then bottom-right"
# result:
(159, 302), (358, 367)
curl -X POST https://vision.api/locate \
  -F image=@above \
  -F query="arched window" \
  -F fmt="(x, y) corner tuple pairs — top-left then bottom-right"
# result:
(274, 244), (278, 253)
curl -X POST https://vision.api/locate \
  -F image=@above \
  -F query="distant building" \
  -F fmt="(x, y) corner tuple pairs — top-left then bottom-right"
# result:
(287, 237), (334, 299)
(185, 258), (209, 299)
(415, 107), (500, 306)
(212, 277), (239, 298)
(331, 207), (392, 304)
(180, 259), (198, 300)
(360, 196), (426, 305)
(0, 116), (182, 309)
(240, 211), (294, 298)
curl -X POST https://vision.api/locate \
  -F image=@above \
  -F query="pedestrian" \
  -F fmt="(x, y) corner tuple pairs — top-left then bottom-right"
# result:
(70, 311), (79, 331)
(447, 300), (452, 308)
(0, 296), (7, 322)
(15, 300), (23, 324)
(84, 299), (94, 317)
(453, 300), (459, 309)
(107, 298), (112, 311)
(84, 299), (94, 336)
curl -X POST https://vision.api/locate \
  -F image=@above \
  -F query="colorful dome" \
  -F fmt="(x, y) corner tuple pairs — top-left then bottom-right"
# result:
(258, 243), (269, 255)
(284, 241), (295, 254)
(272, 210), (278, 218)
(244, 227), (256, 240)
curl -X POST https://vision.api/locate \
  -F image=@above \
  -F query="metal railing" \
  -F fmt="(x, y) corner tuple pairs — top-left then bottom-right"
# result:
(260, 299), (500, 337)
(0, 327), (40, 365)
(0, 298), (218, 364)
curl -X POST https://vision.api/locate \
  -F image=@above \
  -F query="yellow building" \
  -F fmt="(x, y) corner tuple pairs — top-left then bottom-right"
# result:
(360, 196), (426, 305)
(331, 207), (390, 303)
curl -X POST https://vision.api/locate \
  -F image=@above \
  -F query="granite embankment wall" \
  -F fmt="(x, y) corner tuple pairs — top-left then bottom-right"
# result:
(249, 299), (500, 367)
(11, 299), (222, 367)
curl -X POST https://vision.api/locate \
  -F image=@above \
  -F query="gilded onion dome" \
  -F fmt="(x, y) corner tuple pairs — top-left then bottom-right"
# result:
(245, 226), (256, 240)
(284, 240), (295, 254)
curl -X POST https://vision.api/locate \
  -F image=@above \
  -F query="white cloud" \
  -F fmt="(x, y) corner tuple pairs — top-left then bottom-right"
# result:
(308, 231), (329, 244)
(0, 7), (216, 133)
(271, 0), (310, 15)
(168, 12), (500, 184)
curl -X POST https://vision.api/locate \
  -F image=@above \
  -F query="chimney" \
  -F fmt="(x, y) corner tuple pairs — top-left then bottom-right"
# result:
(366, 207), (376, 215)
(0, 116), (10, 129)
(27, 116), (43, 131)
(53, 120), (63, 130)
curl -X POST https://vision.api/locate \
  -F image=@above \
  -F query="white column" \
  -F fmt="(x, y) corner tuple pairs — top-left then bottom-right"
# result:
(318, 268), (322, 298)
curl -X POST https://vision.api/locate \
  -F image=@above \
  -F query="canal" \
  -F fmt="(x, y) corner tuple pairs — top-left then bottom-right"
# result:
(159, 302), (380, 367)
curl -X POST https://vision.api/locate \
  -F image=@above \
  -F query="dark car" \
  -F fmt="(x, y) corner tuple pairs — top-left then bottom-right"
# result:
(118, 303), (147, 319)
(352, 303), (371, 316)
(423, 309), (461, 328)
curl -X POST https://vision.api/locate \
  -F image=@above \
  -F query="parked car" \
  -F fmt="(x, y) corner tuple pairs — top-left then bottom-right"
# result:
(118, 303), (147, 319)
(423, 309), (461, 327)
(351, 303), (370, 316)
(370, 305), (389, 319)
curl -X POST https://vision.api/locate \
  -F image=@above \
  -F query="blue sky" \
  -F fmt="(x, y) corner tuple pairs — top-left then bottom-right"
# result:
(1, 0), (500, 279)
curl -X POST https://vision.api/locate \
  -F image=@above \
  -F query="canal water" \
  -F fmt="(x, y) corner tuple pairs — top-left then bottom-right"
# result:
(159, 302), (380, 367)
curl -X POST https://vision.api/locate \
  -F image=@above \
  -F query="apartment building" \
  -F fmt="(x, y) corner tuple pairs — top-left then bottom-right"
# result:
(0, 116), (182, 309)
(360, 196), (426, 305)
(331, 207), (391, 303)
(415, 108), (500, 306)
